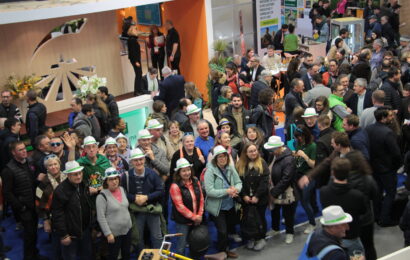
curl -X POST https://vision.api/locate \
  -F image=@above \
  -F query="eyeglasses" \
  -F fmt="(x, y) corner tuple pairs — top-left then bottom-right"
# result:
(50, 142), (63, 147)
(1, 96), (11, 99)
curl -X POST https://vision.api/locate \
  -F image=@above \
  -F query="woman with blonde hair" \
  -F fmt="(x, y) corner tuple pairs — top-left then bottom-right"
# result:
(164, 120), (184, 155)
(207, 131), (238, 165)
(236, 143), (269, 251)
(184, 82), (203, 113)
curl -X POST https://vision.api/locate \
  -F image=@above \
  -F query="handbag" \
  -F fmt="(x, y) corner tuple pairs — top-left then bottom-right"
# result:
(286, 124), (296, 151)
(273, 186), (296, 205)
(240, 205), (264, 239)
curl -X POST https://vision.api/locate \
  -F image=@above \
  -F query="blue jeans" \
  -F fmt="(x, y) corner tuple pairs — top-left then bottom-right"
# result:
(61, 228), (92, 260)
(373, 173), (397, 224)
(107, 230), (131, 260)
(175, 223), (190, 255)
(300, 179), (316, 226)
(342, 237), (364, 256)
(135, 213), (163, 256)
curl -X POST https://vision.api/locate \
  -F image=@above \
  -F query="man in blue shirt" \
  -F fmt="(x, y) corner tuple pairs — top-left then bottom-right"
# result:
(194, 120), (214, 160)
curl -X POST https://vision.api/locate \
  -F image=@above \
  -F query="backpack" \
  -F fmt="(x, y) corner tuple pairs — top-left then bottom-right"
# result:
(298, 233), (344, 260)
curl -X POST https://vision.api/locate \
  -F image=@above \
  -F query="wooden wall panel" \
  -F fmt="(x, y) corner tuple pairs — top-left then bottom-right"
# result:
(0, 11), (124, 113)
(400, 2), (410, 36)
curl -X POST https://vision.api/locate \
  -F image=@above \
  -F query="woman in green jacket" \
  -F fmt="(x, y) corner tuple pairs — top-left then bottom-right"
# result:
(204, 145), (242, 258)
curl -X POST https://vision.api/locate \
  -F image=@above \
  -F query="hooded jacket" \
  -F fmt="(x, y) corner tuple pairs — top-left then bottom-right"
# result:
(77, 154), (111, 188)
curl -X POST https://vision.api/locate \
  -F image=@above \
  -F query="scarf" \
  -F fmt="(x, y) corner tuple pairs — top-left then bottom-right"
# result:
(147, 74), (158, 92)
(47, 172), (67, 190)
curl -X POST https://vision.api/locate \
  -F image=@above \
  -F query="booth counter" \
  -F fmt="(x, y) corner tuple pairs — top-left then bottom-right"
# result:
(299, 41), (327, 60)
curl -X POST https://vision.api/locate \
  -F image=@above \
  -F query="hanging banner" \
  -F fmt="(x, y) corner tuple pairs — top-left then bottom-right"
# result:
(256, 0), (282, 54)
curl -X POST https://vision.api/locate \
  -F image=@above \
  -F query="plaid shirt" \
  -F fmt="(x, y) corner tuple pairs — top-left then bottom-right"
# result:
(170, 180), (204, 221)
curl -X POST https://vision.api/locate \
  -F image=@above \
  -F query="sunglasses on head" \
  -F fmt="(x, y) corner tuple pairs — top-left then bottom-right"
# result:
(50, 142), (63, 147)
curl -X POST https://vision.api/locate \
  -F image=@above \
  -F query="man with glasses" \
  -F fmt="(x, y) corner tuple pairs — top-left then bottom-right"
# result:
(0, 90), (22, 121)
(322, 59), (339, 87)
(302, 64), (320, 91)
(246, 55), (265, 83)
(328, 83), (351, 132)
(49, 134), (76, 171)
(2, 141), (49, 260)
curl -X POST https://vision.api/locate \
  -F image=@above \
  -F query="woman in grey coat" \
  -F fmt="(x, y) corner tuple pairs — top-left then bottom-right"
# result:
(96, 167), (132, 260)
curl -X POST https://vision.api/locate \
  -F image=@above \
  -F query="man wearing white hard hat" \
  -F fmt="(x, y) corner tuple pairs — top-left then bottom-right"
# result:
(135, 129), (169, 177)
(77, 136), (111, 195)
(302, 107), (320, 140)
(146, 119), (174, 160)
(52, 161), (93, 260)
(103, 137), (129, 175)
(298, 205), (357, 260)
(180, 104), (215, 138)
(121, 148), (164, 257)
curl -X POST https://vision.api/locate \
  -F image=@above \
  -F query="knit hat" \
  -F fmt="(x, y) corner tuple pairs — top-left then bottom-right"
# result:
(263, 136), (284, 150)
(63, 161), (84, 174)
(186, 104), (201, 115)
(174, 158), (193, 171)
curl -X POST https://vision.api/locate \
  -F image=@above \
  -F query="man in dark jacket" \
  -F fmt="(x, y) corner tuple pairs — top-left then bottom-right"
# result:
(346, 78), (373, 116)
(165, 20), (181, 74)
(381, 15), (396, 47)
(250, 70), (272, 109)
(51, 161), (92, 260)
(122, 148), (164, 257)
(180, 104), (214, 138)
(284, 78), (307, 129)
(250, 88), (277, 140)
(154, 66), (185, 117)
(222, 94), (251, 137)
(98, 86), (119, 119)
(26, 90), (47, 144)
(30, 135), (51, 180)
(380, 66), (402, 113)
(0, 90), (22, 121)
(171, 98), (191, 126)
(1, 141), (48, 260)
(315, 115), (334, 186)
(302, 64), (320, 92)
(366, 106), (402, 226)
(342, 114), (370, 160)
(320, 158), (367, 255)
(304, 205), (353, 260)
(127, 26), (142, 96)
(245, 55), (265, 83)
(272, 24), (288, 51)
(0, 118), (21, 169)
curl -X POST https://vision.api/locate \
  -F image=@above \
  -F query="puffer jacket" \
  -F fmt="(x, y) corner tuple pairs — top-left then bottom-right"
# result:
(270, 147), (298, 200)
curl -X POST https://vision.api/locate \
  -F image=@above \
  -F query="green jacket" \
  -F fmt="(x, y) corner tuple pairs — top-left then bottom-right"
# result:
(204, 163), (242, 217)
(77, 154), (111, 188)
(328, 94), (346, 132)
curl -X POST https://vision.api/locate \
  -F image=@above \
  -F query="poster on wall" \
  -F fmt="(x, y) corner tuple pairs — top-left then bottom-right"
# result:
(284, 8), (298, 26)
(256, 0), (281, 54)
(284, 0), (297, 7)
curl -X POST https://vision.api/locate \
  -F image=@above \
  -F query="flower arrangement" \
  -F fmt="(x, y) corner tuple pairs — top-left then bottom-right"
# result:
(4, 74), (42, 99)
(76, 75), (107, 100)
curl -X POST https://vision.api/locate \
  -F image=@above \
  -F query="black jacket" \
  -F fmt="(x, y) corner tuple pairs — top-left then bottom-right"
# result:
(246, 65), (265, 83)
(1, 159), (36, 213)
(320, 182), (367, 239)
(307, 228), (349, 260)
(154, 75), (185, 117)
(399, 201), (410, 245)
(347, 128), (370, 161)
(315, 127), (334, 187)
(273, 29), (285, 51)
(0, 129), (19, 168)
(0, 103), (20, 120)
(240, 160), (270, 206)
(222, 105), (251, 135)
(171, 179), (202, 225)
(141, 74), (160, 95)
(302, 73), (314, 92)
(250, 104), (275, 140)
(270, 148), (298, 200)
(284, 90), (307, 129)
(51, 179), (93, 239)
(381, 23), (395, 47)
(351, 60), (371, 83)
(380, 79), (402, 111)
(250, 79), (269, 109)
(104, 94), (119, 119)
(170, 147), (205, 180)
(127, 36), (141, 65)
(26, 102), (47, 142)
(366, 122), (402, 174)
(346, 90), (373, 116)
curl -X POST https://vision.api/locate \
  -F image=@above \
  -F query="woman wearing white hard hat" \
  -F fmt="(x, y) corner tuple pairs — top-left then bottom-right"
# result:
(104, 137), (129, 175)
(264, 136), (298, 244)
(169, 158), (205, 258)
(115, 133), (131, 162)
(204, 145), (242, 258)
(96, 168), (132, 260)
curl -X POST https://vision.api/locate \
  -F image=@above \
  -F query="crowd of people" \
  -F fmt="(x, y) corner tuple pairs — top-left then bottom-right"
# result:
(0, 1), (410, 260)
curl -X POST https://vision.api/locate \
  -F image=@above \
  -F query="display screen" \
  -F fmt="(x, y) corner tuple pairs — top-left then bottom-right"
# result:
(136, 4), (162, 26)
